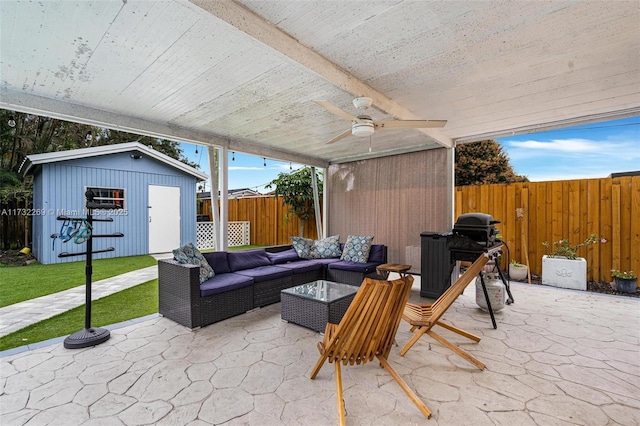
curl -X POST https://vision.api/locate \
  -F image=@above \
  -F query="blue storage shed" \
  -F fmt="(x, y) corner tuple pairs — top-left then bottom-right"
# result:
(20, 142), (207, 264)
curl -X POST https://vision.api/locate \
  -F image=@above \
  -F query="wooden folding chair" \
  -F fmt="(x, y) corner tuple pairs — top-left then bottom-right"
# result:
(399, 252), (491, 370)
(310, 276), (431, 425)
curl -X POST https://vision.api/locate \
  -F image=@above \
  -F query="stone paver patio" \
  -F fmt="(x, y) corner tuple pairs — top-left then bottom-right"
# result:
(1, 279), (639, 425)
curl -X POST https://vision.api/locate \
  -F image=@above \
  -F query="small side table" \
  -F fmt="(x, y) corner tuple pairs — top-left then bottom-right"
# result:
(376, 263), (412, 279)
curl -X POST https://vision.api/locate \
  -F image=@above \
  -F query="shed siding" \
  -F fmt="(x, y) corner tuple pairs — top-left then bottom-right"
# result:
(33, 152), (198, 264)
(32, 170), (44, 258)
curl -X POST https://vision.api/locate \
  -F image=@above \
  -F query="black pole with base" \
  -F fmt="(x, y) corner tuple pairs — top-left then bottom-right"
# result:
(61, 189), (123, 349)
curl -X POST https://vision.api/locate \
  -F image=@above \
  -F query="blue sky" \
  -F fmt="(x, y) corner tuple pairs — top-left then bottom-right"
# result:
(182, 117), (639, 192)
(496, 117), (639, 182)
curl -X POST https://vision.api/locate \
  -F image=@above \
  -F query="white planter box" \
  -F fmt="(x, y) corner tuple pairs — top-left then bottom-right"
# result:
(542, 255), (587, 290)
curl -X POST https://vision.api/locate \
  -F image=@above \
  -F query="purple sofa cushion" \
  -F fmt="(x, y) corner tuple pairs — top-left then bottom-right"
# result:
(267, 248), (301, 264)
(228, 249), (271, 272)
(277, 260), (324, 274)
(309, 257), (342, 266)
(202, 251), (232, 274)
(328, 261), (380, 274)
(368, 244), (387, 263)
(234, 265), (292, 283)
(200, 273), (253, 297)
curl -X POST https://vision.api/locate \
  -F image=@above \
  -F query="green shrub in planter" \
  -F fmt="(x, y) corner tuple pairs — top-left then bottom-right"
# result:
(611, 270), (637, 294)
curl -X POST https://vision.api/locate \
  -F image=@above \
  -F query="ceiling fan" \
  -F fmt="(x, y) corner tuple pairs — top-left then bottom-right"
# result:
(315, 97), (447, 145)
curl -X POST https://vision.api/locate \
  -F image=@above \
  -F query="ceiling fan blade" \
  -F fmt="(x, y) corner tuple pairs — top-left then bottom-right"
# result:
(326, 129), (352, 145)
(374, 120), (447, 129)
(315, 100), (358, 122)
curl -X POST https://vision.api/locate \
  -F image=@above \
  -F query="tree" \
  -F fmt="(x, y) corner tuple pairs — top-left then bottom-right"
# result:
(0, 110), (199, 248)
(455, 139), (528, 186)
(0, 110), (197, 175)
(265, 167), (323, 236)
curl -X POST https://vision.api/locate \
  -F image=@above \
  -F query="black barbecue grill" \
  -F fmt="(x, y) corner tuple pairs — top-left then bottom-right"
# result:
(452, 212), (500, 246)
(447, 212), (514, 329)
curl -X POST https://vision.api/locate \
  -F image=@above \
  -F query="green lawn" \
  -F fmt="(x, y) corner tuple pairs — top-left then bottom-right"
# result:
(0, 254), (157, 307)
(0, 279), (158, 352)
(0, 245), (268, 352)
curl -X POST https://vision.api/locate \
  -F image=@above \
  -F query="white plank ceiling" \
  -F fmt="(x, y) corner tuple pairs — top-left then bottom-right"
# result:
(1, 0), (639, 166)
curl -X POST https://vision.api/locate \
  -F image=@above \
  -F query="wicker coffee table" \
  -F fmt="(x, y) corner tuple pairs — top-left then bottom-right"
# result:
(281, 280), (359, 332)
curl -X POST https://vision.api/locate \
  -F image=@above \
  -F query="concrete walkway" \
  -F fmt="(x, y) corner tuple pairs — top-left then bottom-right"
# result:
(0, 254), (171, 338)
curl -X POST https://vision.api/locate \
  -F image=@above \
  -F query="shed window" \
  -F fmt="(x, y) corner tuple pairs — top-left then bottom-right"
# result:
(86, 187), (125, 209)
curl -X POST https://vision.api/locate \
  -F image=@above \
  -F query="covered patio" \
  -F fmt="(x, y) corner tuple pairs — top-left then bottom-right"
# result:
(2, 279), (638, 425)
(2, 1), (639, 259)
(1, 2), (639, 424)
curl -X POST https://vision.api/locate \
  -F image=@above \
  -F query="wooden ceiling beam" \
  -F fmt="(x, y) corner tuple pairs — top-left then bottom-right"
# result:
(0, 89), (327, 168)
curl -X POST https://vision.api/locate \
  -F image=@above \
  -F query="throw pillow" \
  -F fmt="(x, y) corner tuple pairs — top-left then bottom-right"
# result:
(340, 235), (374, 263)
(173, 243), (215, 284)
(291, 236), (314, 259)
(310, 234), (342, 259)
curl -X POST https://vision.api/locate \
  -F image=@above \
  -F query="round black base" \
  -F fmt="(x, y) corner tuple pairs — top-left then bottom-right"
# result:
(64, 327), (110, 349)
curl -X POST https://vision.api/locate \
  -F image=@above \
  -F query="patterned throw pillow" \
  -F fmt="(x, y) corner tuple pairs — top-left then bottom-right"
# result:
(310, 235), (342, 259)
(340, 235), (374, 263)
(291, 236), (314, 259)
(173, 243), (215, 284)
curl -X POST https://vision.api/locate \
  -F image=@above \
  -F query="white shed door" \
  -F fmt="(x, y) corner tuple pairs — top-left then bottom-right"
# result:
(148, 185), (181, 253)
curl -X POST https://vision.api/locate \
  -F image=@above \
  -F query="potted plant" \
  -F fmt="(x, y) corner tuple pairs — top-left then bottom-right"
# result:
(541, 234), (606, 290)
(611, 270), (637, 294)
(509, 260), (528, 281)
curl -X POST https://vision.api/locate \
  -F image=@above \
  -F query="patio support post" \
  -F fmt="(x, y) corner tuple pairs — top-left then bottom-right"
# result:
(322, 167), (328, 238)
(446, 147), (455, 229)
(219, 145), (229, 251)
(208, 146), (220, 251)
(311, 166), (323, 239)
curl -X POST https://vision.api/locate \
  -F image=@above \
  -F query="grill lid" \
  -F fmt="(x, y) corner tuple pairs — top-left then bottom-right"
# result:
(453, 212), (501, 245)
(454, 213), (499, 227)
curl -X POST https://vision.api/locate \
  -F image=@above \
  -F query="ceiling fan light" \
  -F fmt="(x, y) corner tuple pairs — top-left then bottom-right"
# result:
(352, 121), (374, 137)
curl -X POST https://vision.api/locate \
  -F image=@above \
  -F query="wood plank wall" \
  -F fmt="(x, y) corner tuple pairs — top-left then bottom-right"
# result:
(198, 196), (319, 246)
(455, 176), (639, 282)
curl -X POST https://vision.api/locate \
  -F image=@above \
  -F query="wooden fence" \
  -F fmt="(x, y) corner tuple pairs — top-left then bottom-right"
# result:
(7, 177), (636, 282)
(455, 176), (640, 282)
(0, 198), (30, 250)
(198, 196), (319, 246)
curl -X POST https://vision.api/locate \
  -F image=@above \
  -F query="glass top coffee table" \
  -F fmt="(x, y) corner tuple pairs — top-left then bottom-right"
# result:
(281, 280), (360, 332)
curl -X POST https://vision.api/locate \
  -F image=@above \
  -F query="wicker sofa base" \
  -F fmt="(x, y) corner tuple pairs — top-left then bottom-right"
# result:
(159, 259), (256, 329)
(158, 244), (387, 329)
(254, 275), (293, 307)
(201, 285), (254, 327)
(290, 268), (325, 287)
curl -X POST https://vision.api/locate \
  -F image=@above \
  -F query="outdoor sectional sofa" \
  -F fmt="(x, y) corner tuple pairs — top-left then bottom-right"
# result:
(158, 244), (387, 329)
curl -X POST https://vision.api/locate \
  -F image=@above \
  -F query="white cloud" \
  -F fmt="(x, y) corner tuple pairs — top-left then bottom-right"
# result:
(497, 130), (640, 182)
(508, 138), (617, 153)
(503, 136), (639, 164)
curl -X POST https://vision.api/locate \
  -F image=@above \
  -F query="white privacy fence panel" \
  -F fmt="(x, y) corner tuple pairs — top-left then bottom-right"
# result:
(197, 221), (250, 249)
(228, 221), (251, 247)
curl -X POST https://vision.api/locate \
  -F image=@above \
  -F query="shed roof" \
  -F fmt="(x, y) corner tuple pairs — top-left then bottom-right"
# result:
(20, 142), (208, 181)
